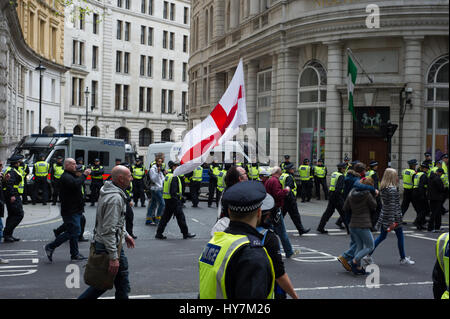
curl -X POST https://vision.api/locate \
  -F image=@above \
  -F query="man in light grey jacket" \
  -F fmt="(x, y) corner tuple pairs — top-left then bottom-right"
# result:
(79, 165), (135, 299)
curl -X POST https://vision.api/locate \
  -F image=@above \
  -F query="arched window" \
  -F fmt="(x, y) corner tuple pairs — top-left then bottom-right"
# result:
(42, 126), (56, 134)
(425, 54), (449, 161)
(115, 127), (130, 143)
(298, 60), (327, 103)
(161, 129), (172, 142)
(73, 125), (83, 135)
(91, 126), (99, 137)
(139, 128), (153, 147)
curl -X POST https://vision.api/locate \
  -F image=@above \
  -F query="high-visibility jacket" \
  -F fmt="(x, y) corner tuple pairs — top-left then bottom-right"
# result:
(217, 170), (226, 192)
(151, 161), (166, 171)
(279, 173), (297, 197)
(91, 166), (104, 180)
(329, 172), (344, 193)
(4, 167), (25, 195)
(431, 166), (449, 188)
(34, 161), (49, 177)
(132, 165), (145, 180)
(198, 232), (275, 299)
(413, 172), (426, 189)
(52, 164), (64, 180)
(298, 165), (311, 181)
(366, 170), (380, 189)
(18, 164), (28, 178)
(210, 165), (220, 177)
(436, 232), (449, 299)
(402, 169), (416, 190)
(126, 182), (133, 197)
(247, 165), (260, 181)
(314, 166), (326, 178)
(162, 173), (182, 200)
(192, 166), (203, 182)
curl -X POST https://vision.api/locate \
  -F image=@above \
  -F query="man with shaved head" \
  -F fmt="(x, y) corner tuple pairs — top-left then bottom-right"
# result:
(44, 158), (91, 262)
(79, 165), (135, 299)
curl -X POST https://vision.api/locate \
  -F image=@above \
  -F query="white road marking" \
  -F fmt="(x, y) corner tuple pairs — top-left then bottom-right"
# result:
(295, 281), (433, 291)
(405, 234), (438, 242)
(0, 250), (39, 277)
(99, 294), (152, 299)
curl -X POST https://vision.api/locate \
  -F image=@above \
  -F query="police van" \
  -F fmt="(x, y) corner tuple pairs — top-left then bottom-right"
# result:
(9, 134), (132, 197)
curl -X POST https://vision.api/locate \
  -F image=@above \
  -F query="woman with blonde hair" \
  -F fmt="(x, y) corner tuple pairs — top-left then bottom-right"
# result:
(363, 168), (415, 265)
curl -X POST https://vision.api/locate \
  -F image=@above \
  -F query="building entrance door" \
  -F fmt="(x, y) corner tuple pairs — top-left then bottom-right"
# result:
(354, 137), (388, 179)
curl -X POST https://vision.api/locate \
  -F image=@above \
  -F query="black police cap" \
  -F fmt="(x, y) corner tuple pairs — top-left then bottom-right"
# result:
(94, 158), (100, 162)
(436, 168), (445, 174)
(441, 154), (448, 160)
(284, 163), (294, 171)
(337, 162), (347, 168)
(223, 181), (266, 214)
(424, 152), (432, 157)
(369, 160), (378, 167)
(76, 157), (83, 162)
(420, 161), (430, 168)
(75, 164), (84, 172)
(351, 160), (360, 166)
(407, 159), (418, 165)
(284, 155), (290, 159)
(8, 154), (23, 163)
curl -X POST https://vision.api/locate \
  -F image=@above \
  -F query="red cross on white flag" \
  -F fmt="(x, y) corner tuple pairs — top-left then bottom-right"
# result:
(173, 59), (247, 176)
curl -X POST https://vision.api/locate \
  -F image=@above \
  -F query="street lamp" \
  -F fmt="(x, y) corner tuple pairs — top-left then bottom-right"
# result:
(35, 61), (46, 134)
(84, 86), (90, 136)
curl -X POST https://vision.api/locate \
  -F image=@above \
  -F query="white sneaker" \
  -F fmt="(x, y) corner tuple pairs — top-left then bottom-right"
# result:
(0, 258), (9, 264)
(400, 256), (415, 265)
(362, 255), (374, 265)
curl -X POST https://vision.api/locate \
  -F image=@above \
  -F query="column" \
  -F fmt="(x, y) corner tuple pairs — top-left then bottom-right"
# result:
(324, 41), (343, 172)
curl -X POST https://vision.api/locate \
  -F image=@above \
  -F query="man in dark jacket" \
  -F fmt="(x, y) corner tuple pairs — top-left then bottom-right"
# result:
(44, 158), (91, 262)
(412, 162), (429, 230)
(90, 158), (104, 206)
(427, 168), (446, 232)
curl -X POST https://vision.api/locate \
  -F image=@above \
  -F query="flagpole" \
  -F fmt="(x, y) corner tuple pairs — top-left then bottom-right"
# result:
(347, 48), (374, 84)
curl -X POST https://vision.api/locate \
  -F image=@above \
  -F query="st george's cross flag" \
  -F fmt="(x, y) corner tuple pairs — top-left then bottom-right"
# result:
(173, 59), (247, 176)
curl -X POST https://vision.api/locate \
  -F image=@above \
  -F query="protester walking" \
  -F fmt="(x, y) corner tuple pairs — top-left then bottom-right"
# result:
(146, 157), (165, 225)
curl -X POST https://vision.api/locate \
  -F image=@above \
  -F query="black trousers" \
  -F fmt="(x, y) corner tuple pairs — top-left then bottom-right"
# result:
(156, 199), (188, 236)
(412, 192), (428, 226)
(55, 214), (86, 239)
(32, 177), (48, 204)
(428, 200), (443, 231)
(190, 181), (201, 207)
(208, 178), (217, 206)
(125, 204), (134, 235)
(371, 196), (382, 228)
(300, 180), (312, 201)
(133, 179), (146, 206)
(51, 180), (61, 204)
(90, 180), (103, 204)
(314, 177), (329, 200)
(22, 182), (29, 203)
(318, 193), (345, 230)
(282, 198), (307, 233)
(4, 197), (24, 237)
(401, 189), (414, 216)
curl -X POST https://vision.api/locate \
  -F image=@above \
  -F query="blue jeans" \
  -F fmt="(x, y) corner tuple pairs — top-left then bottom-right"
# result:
(78, 242), (130, 299)
(342, 232), (357, 262)
(48, 214), (81, 258)
(147, 190), (165, 221)
(272, 213), (294, 257)
(350, 227), (374, 263)
(0, 217), (3, 239)
(371, 226), (406, 259)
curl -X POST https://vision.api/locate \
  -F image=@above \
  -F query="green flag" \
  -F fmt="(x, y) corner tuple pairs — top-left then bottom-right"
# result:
(347, 55), (357, 121)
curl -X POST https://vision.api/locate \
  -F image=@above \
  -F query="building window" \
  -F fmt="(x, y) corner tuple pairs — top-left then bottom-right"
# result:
(124, 52), (130, 74)
(79, 42), (84, 65)
(257, 70), (272, 154)
(169, 32), (175, 50)
(162, 59), (167, 79)
(147, 56), (153, 77)
(123, 85), (129, 110)
(163, 31), (168, 48)
(91, 80), (98, 109)
(116, 51), (122, 72)
(170, 3), (175, 20)
(298, 61), (327, 103)
(139, 128), (153, 146)
(50, 27), (57, 60)
(115, 127), (130, 143)
(140, 55), (146, 76)
(93, 14), (99, 34)
(92, 46), (98, 69)
(148, 27), (153, 45)
(163, 1), (168, 19)
(161, 129), (172, 142)
(91, 126), (99, 137)
(168, 90), (173, 113)
(139, 87), (145, 111)
(183, 35), (188, 53)
(125, 22), (130, 41)
(425, 54), (449, 160)
(117, 20), (122, 40)
(141, 0), (146, 13)
(141, 25), (146, 44)
(148, 0), (153, 15)
(182, 63), (187, 82)
(146, 88), (152, 112)
(117, 0), (122, 7)
(125, 0), (130, 9)
(161, 89), (167, 113)
(115, 84), (121, 110)
(183, 7), (189, 24)
(181, 91), (187, 115)
(74, 125), (83, 135)
(169, 60), (174, 80)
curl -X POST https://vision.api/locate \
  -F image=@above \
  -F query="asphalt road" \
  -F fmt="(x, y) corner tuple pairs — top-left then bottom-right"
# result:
(0, 197), (448, 299)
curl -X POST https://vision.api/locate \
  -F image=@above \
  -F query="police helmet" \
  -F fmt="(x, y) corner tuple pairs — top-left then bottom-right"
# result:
(407, 159), (418, 166)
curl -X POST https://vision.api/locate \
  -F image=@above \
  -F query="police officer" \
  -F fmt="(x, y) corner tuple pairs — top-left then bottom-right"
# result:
(76, 157), (86, 171)
(424, 152), (435, 171)
(198, 180), (275, 299)
(412, 161), (430, 230)
(115, 158), (122, 166)
(432, 232), (449, 299)
(89, 158), (104, 206)
(208, 159), (220, 208)
(18, 158), (30, 204)
(155, 161), (195, 240)
(280, 163), (310, 236)
(280, 155), (291, 173)
(343, 155), (351, 176)
(3, 155), (25, 242)
(50, 156), (65, 205)
(32, 154), (49, 205)
(317, 162), (347, 234)
(131, 158), (146, 207)
(247, 162), (260, 181)
(367, 160), (381, 230)
(401, 159), (418, 219)
(314, 159), (328, 200)
(298, 158), (313, 202)
(428, 168), (446, 232)
(216, 164), (227, 207)
(190, 164), (203, 208)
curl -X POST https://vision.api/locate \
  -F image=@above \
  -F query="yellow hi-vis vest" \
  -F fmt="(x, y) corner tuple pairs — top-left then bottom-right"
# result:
(126, 182), (133, 197)
(314, 166), (326, 178)
(329, 172), (343, 193)
(298, 165), (311, 181)
(436, 232), (449, 299)
(198, 232), (275, 299)
(132, 165), (145, 180)
(18, 164), (28, 177)
(13, 168), (25, 194)
(91, 166), (104, 180)
(367, 170), (380, 189)
(53, 164), (64, 180)
(247, 165), (260, 181)
(163, 173), (182, 199)
(279, 173), (297, 197)
(34, 161), (49, 177)
(217, 170), (226, 192)
(402, 169), (415, 190)
(192, 166), (203, 182)
(413, 172), (426, 189)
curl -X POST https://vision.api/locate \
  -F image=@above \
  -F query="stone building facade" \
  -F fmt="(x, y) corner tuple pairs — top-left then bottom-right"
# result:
(188, 0), (449, 177)
(0, 0), (67, 160)
(63, 0), (190, 160)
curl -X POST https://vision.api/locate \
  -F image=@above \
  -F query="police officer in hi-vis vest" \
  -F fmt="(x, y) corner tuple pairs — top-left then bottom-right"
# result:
(3, 155), (25, 242)
(432, 232), (449, 299)
(298, 158), (313, 202)
(32, 154), (50, 205)
(412, 161), (430, 230)
(131, 158), (146, 208)
(280, 155), (291, 174)
(401, 159), (418, 221)
(208, 159), (221, 208)
(50, 156), (65, 205)
(317, 162), (348, 234)
(18, 158), (30, 204)
(314, 159), (328, 200)
(190, 164), (203, 208)
(155, 161), (196, 240)
(198, 180), (275, 299)
(89, 158), (104, 206)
